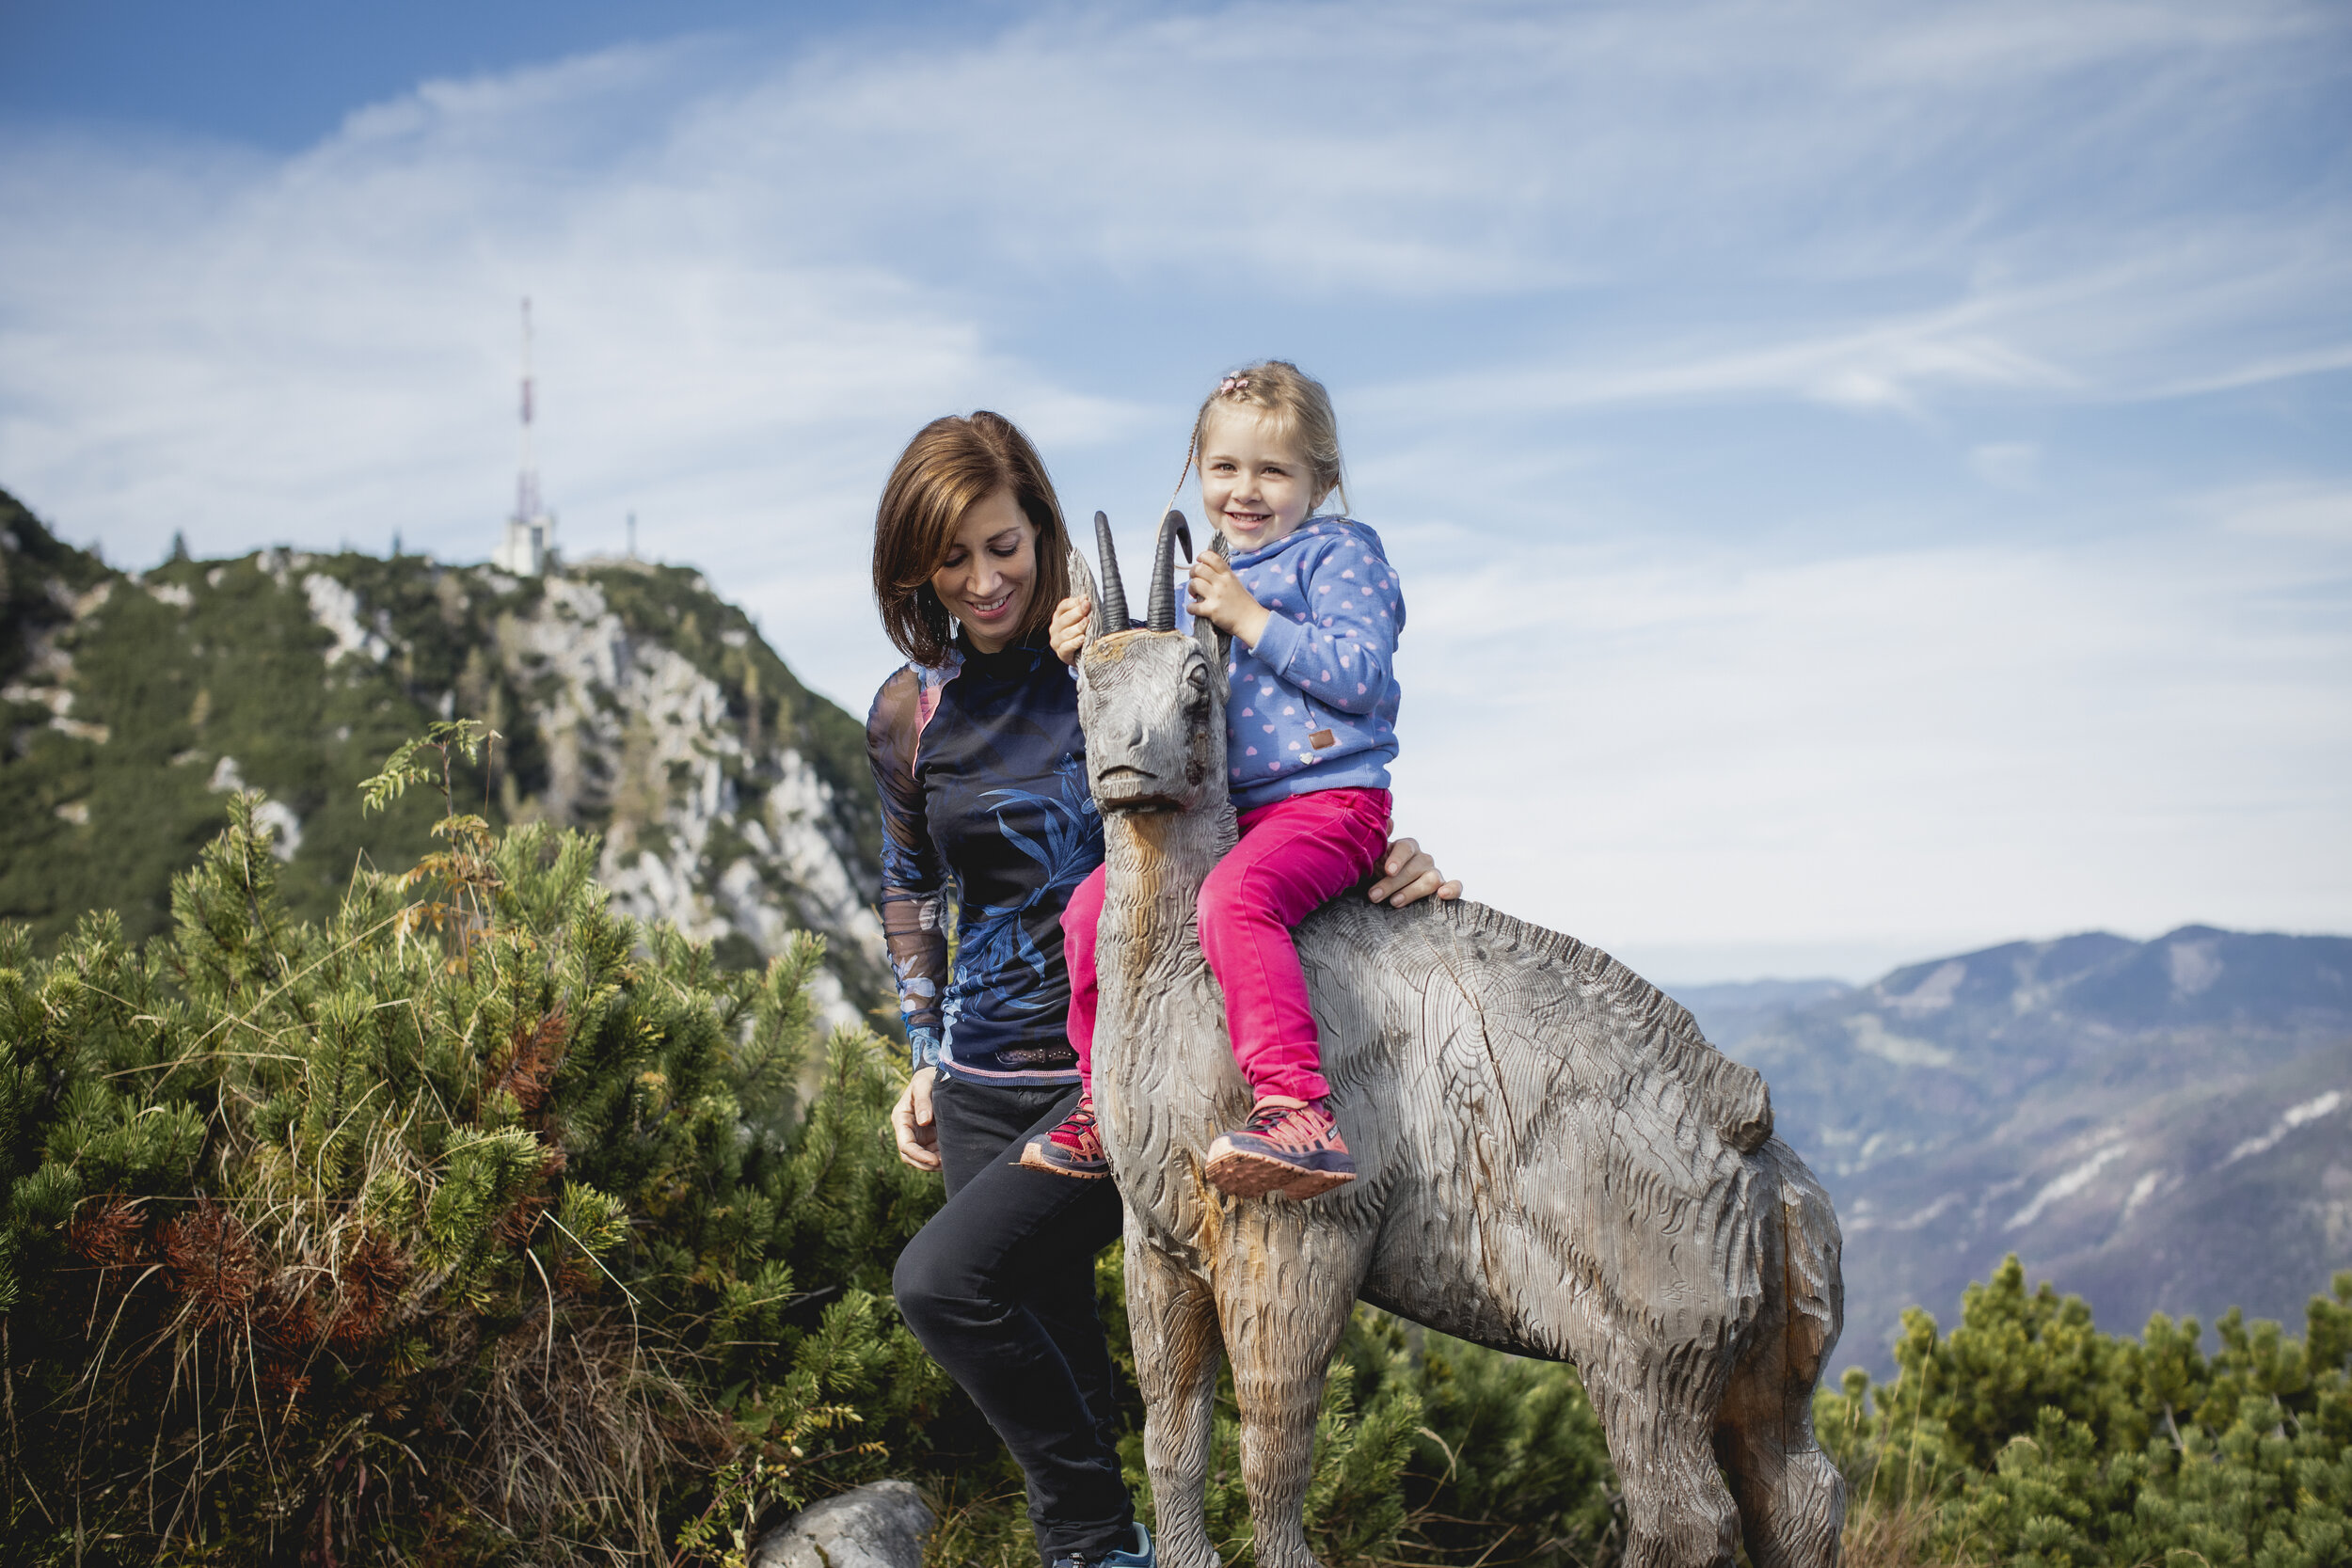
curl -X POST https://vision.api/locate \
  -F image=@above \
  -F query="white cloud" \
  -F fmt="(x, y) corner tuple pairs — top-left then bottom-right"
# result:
(1369, 305), (2079, 419)
(1386, 516), (2352, 959)
(2203, 483), (2352, 543)
(1, 0), (2346, 976)
(1969, 442), (2039, 489)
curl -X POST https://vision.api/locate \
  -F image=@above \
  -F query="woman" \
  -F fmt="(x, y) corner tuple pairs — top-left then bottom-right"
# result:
(872, 413), (1455, 1568)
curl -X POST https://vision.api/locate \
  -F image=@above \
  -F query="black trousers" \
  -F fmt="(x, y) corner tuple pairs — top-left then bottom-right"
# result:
(892, 1076), (1132, 1564)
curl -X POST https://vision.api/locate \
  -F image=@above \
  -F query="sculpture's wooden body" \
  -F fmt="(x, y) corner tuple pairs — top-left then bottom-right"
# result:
(1072, 525), (1847, 1568)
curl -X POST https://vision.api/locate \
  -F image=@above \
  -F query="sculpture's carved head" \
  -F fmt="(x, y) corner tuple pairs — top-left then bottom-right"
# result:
(1069, 511), (1231, 816)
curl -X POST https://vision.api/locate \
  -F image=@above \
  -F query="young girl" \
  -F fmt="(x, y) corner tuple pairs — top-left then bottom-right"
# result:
(1028, 360), (1406, 1199)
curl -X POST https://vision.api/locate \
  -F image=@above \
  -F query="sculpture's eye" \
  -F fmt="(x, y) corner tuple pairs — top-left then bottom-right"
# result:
(1184, 662), (1210, 706)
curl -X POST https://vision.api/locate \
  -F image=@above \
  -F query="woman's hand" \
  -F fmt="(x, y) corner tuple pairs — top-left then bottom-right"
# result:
(1050, 595), (1091, 665)
(1187, 553), (1272, 649)
(1367, 837), (1462, 907)
(892, 1066), (942, 1170)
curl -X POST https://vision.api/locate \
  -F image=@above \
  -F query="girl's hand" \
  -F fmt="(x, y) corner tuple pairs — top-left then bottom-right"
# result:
(892, 1066), (941, 1170)
(1188, 553), (1272, 649)
(1367, 837), (1462, 907)
(1050, 595), (1091, 665)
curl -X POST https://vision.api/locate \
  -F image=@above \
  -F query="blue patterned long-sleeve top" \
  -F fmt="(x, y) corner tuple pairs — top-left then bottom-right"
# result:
(1224, 516), (1406, 813)
(866, 629), (1103, 1082)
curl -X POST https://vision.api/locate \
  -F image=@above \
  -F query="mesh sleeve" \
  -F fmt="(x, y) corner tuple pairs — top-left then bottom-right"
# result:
(866, 668), (950, 1069)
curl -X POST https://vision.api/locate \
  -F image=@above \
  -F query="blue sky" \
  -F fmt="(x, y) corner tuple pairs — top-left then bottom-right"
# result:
(3, 0), (2346, 982)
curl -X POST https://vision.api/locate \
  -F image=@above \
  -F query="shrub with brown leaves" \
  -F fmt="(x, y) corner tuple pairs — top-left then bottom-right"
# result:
(4, 750), (946, 1566)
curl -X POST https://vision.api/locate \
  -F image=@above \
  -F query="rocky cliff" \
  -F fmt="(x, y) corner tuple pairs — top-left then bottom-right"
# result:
(0, 488), (890, 1031)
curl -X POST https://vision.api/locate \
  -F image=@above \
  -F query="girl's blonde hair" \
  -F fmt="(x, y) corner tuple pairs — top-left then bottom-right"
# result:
(1167, 360), (1350, 521)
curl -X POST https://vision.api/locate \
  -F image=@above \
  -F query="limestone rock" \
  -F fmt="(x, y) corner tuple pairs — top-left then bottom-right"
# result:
(750, 1480), (933, 1568)
(0, 486), (892, 1023)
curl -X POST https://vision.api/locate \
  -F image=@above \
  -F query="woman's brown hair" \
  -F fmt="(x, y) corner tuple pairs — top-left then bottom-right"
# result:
(872, 411), (1072, 667)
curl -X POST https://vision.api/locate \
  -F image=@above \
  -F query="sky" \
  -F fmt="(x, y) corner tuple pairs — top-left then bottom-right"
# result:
(2, 0), (2347, 984)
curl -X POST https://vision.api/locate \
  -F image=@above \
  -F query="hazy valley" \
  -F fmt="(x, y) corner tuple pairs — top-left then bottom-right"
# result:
(1677, 931), (2351, 1370)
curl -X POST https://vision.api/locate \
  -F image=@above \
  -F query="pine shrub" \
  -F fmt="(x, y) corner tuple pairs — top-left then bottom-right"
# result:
(2, 726), (946, 1566)
(1820, 1254), (2352, 1566)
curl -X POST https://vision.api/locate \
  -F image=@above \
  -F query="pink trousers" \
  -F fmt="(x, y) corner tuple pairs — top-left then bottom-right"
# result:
(1062, 786), (1392, 1105)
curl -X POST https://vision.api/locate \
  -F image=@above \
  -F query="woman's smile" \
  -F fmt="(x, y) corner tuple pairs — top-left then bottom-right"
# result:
(963, 588), (1015, 618)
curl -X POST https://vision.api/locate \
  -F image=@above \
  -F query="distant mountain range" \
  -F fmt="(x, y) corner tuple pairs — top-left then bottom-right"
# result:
(1673, 930), (2352, 1370)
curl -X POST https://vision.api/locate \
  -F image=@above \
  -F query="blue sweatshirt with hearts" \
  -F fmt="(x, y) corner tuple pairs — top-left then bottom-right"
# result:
(1222, 516), (1405, 812)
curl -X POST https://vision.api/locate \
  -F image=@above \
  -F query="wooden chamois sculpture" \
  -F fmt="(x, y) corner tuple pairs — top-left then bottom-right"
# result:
(1070, 513), (1849, 1568)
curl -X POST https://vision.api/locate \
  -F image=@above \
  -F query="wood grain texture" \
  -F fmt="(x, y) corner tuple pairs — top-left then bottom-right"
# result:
(1070, 543), (1845, 1568)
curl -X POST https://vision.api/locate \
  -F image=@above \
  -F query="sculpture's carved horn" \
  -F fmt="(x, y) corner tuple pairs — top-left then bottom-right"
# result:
(1194, 531), (1231, 699)
(1065, 539), (1104, 649)
(1092, 512), (1129, 635)
(1146, 510), (1194, 632)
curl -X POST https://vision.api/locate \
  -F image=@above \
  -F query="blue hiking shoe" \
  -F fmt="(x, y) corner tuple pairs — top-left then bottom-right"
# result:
(1050, 1521), (1154, 1568)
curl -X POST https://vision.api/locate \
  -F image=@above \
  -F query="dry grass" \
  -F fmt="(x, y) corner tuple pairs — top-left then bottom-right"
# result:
(461, 1310), (710, 1566)
(919, 1476), (1036, 1568)
(27, 1188), (717, 1563)
(1840, 1498), (1958, 1568)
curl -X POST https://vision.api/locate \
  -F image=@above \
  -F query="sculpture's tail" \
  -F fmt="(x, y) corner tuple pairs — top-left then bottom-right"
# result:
(1774, 1147), (1842, 1410)
(1716, 1142), (1846, 1568)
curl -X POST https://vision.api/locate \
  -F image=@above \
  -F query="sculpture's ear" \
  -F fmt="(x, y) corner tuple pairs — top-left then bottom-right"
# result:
(1194, 531), (1231, 702)
(1065, 540), (1104, 650)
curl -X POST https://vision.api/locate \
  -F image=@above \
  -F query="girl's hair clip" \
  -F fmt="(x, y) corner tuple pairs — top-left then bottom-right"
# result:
(1218, 374), (1251, 397)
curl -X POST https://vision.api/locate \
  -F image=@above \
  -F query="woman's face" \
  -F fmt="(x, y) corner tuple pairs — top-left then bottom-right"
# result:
(930, 486), (1039, 655)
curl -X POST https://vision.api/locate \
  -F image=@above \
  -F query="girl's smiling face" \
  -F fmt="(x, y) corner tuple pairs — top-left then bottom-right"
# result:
(930, 485), (1038, 654)
(1200, 407), (1321, 550)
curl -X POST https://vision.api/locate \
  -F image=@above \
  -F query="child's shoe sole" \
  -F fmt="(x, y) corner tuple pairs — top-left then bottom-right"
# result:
(1277, 1166), (1356, 1200)
(1019, 1138), (1110, 1179)
(1203, 1144), (1355, 1199)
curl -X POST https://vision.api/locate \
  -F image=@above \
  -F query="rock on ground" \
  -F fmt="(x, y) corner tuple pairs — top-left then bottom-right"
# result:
(751, 1479), (934, 1568)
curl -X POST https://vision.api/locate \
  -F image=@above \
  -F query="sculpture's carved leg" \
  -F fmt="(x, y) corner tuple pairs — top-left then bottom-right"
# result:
(1127, 1233), (1223, 1568)
(1586, 1372), (1743, 1568)
(1216, 1232), (1363, 1568)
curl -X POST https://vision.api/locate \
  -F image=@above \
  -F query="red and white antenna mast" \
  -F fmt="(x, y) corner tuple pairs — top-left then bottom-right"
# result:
(515, 297), (542, 525)
(495, 296), (556, 574)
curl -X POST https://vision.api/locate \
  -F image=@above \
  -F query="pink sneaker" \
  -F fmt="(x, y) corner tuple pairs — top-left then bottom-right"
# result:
(1204, 1099), (1356, 1199)
(1021, 1094), (1110, 1179)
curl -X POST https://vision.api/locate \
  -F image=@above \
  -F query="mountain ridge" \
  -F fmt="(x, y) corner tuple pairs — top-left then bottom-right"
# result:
(0, 488), (891, 1029)
(1675, 925), (2352, 1370)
